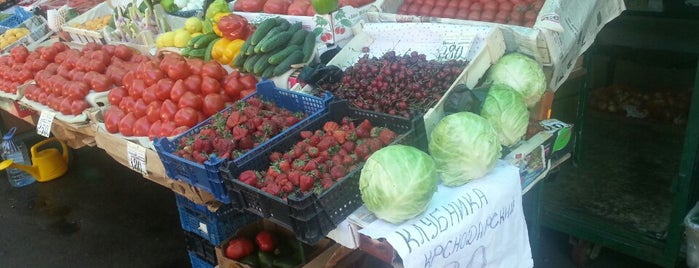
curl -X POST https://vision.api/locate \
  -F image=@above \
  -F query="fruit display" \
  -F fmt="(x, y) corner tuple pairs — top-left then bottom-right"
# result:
(0, 27), (29, 49)
(395, 0), (544, 26)
(103, 53), (259, 139)
(156, 17), (205, 49)
(0, 45), (35, 94)
(317, 50), (466, 118)
(232, 18), (316, 77)
(237, 118), (396, 199)
(172, 96), (306, 162)
(70, 14), (112, 30)
(104, 0), (171, 44)
(21, 42), (149, 116)
(233, 0), (373, 15)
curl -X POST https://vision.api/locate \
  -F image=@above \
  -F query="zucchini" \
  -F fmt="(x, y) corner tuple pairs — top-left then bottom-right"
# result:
(289, 30), (307, 46)
(180, 47), (191, 57)
(250, 18), (280, 46)
(268, 45), (299, 65)
(272, 50), (304, 76)
(193, 33), (218, 49)
(301, 31), (316, 63)
(258, 31), (293, 53)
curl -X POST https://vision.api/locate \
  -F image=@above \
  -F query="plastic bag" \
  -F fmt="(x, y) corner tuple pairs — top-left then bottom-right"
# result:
(686, 201), (699, 268)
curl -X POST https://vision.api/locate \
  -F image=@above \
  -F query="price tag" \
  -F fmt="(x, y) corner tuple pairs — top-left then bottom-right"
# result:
(36, 111), (55, 137)
(127, 142), (147, 176)
(437, 33), (473, 61)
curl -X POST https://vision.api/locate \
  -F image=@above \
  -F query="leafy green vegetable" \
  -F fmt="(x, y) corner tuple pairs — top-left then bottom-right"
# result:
(480, 84), (529, 147)
(359, 145), (438, 224)
(485, 52), (546, 108)
(429, 112), (501, 187)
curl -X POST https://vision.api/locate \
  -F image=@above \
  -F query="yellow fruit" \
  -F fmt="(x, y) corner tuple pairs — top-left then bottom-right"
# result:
(156, 31), (176, 48)
(173, 30), (191, 48)
(184, 17), (203, 34)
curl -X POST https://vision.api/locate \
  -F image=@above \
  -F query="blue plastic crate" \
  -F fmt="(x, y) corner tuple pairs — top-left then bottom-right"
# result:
(175, 194), (259, 245)
(188, 251), (215, 268)
(0, 7), (33, 33)
(155, 80), (332, 204)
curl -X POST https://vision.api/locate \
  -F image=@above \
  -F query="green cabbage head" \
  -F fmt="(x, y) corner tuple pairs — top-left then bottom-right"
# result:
(481, 84), (530, 147)
(359, 145), (438, 224)
(429, 112), (501, 187)
(485, 52), (546, 107)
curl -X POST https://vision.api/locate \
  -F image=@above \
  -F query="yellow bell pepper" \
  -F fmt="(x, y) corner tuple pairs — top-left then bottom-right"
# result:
(211, 38), (231, 64)
(223, 39), (245, 65)
(211, 12), (229, 38)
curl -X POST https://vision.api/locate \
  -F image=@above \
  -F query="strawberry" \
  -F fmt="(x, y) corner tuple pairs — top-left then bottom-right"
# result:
(332, 129), (347, 144)
(331, 155), (343, 166)
(320, 177), (334, 189)
(239, 170), (260, 187)
(192, 152), (209, 163)
(226, 111), (248, 128)
(357, 119), (372, 138)
(308, 134), (321, 146)
(269, 152), (283, 162)
(366, 138), (383, 152)
(263, 182), (281, 195)
(306, 146), (319, 158)
(323, 121), (340, 132)
(342, 155), (353, 166)
(261, 120), (279, 135)
(292, 159), (306, 170)
(281, 181), (294, 193)
(330, 165), (347, 179)
(341, 116), (351, 126)
(300, 130), (313, 139)
(246, 97), (263, 108)
(314, 130), (325, 137)
(316, 136), (336, 152)
(278, 160), (291, 172)
(354, 143), (370, 159)
(288, 170), (300, 186)
(341, 141), (355, 152)
(238, 136), (254, 150)
(300, 174), (314, 192)
(378, 128), (397, 145)
(232, 125), (249, 140)
(212, 137), (235, 158)
(266, 166), (280, 178)
(303, 160), (318, 172)
(285, 115), (300, 126)
(193, 138), (213, 153)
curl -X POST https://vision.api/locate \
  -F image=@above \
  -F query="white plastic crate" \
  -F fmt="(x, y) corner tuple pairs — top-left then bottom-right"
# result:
(61, 2), (115, 44)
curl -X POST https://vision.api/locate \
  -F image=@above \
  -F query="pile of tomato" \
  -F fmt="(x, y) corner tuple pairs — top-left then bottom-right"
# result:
(22, 42), (148, 116)
(103, 53), (259, 139)
(0, 46), (36, 95)
(396, 0), (544, 27)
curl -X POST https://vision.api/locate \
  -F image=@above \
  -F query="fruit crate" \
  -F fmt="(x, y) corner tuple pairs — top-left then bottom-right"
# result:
(220, 100), (426, 244)
(175, 194), (260, 245)
(155, 80), (333, 204)
(189, 251), (215, 268)
(184, 230), (218, 265)
(1, 15), (53, 53)
(61, 2), (114, 44)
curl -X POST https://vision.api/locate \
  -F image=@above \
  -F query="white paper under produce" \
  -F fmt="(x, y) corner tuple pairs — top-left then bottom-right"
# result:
(359, 161), (532, 268)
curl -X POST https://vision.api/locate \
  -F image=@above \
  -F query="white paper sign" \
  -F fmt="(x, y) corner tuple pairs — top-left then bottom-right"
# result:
(359, 161), (533, 268)
(36, 111), (55, 137)
(126, 142), (147, 176)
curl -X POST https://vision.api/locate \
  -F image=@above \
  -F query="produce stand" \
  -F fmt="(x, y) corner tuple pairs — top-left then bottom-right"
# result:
(0, 0), (627, 267)
(540, 8), (699, 268)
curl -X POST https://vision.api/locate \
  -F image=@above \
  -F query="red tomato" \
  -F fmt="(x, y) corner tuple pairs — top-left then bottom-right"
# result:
(417, 4), (432, 16)
(104, 107), (126, 133)
(178, 91), (203, 110)
(238, 75), (258, 90)
(498, 1), (512, 12)
(166, 60), (191, 81)
(90, 50), (111, 67)
(183, 75), (202, 94)
(524, 10), (538, 21)
(430, 6), (444, 17)
(240, 89), (256, 98)
(446, 0), (458, 9)
(129, 79), (147, 99)
(119, 96), (136, 114)
(146, 101), (162, 123)
(187, 58), (204, 75)
(171, 125), (190, 137)
(160, 99), (178, 122)
(434, 0), (447, 8)
(201, 76), (221, 95)
(200, 61), (226, 81)
(509, 10), (523, 25)
(160, 120), (176, 137)
(481, 10), (496, 21)
(174, 107), (199, 128)
(132, 116), (151, 136)
(467, 10), (481, 20)
(114, 44), (133, 61)
(202, 93), (225, 117)
(469, 2), (481, 11)
(59, 98), (73, 115)
(91, 73), (112, 92)
(482, 1), (497, 11)
(40, 46), (57, 62)
(423, 0), (435, 6)
(122, 71), (135, 90)
(406, 3), (420, 14)
(442, 7), (457, 18)
(119, 112), (137, 136)
(530, 0), (544, 11)
(107, 66), (126, 86)
(141, 85), (158, 103)
(143, 69), (165, 86)
(86, 60), (107, 74)
(495, 10), (509, 22)
(133, 99), (148, 118)
(170, 79), (188, 103)
(156, 78), (174, 101)
(108, 86), (127, 106)
(101, 44), (116, 55)
(66, 81), (90, 100)
(70, 99), (89, 115)
(148, 120), (162, 140)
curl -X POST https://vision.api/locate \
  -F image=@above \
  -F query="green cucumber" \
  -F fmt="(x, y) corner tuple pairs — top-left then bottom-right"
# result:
(180, 47), (191, 57)
(261, 64), (276, 78)
(268, 45), (299, 65)
(192, 33), (218, 49)
(289, 30), (307, 46)
(254, 25), (289, 53)
(301, 31), (316, 63)
(239, 36), (253, 55)
(188, 47), (207, 59)
(287, 21), (302, 33)
(253, 53), (273, 75)
(204, 37), (219, 62)
(243, 53), (261, 73)
(233, 53), (248, 68)
(258, 31), (293, 53)
(250, 18), (280, 46)
(272, 50), (304, 76)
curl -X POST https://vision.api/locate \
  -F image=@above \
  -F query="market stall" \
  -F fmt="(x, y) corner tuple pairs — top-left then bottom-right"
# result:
(0, 0), (626, 267)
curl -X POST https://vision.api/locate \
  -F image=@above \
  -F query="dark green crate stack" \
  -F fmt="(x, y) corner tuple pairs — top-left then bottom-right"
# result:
(539, 11), (699, 268)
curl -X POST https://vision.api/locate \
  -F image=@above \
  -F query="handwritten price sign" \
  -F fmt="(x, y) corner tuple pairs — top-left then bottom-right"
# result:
(437, 43), (468, 61)
(36, 111), (55, 137)
(127, 142), (147, 176)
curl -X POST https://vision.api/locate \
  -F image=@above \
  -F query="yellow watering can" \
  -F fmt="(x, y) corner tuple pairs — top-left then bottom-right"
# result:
(0, 137), (70, 182)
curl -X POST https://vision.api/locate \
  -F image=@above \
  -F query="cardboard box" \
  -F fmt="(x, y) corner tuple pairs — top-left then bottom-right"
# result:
(94, 129), (217, 205)
(216, 219), (335, 268)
